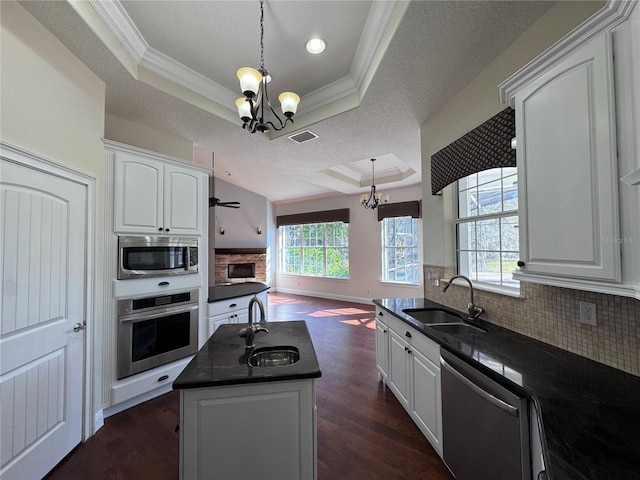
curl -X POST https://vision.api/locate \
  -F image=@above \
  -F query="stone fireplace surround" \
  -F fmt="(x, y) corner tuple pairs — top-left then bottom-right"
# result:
(214, 248), (267, 284)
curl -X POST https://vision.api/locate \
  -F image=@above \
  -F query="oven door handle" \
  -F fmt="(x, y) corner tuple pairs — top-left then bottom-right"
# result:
(119, 303), (199, 324)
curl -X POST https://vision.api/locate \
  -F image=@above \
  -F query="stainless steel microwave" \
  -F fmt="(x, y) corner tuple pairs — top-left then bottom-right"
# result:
(118, 235), (198, 279)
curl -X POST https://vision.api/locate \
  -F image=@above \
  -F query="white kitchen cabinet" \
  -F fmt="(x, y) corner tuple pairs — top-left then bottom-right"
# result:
(386, 314), (443, 456)
(499, 1), (640, 299)
(208, 291), (267, 337)
(375, 308), (389, 382)
(513, 32), (620, 283)
(113, 149), (204, 236)
(180, 379), (317, 480)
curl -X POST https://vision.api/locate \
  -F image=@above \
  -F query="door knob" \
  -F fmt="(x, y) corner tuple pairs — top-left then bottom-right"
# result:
(73, 322), (86, 332)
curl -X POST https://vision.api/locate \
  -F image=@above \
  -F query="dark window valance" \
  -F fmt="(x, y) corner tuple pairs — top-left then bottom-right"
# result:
(430, 107), (516, 195)
(276, 208), (350, 227)
(377, 200), (421, 221)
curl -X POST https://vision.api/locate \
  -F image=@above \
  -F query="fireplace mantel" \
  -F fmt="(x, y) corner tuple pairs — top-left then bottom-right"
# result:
(214, 248), (267, 255)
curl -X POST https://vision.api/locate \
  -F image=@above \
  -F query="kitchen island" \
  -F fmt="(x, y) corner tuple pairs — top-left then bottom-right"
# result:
(173, 320), (321, 480)
(375, 298), (640, 480)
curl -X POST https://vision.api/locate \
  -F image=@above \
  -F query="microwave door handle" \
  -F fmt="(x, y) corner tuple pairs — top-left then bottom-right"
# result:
(119, 304), (199, 324)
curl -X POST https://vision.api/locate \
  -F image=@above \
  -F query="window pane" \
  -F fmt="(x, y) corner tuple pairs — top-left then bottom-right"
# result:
(456, 167), (519, 289)
(279, 222), (349, 278)
(382, 216), (419, 284)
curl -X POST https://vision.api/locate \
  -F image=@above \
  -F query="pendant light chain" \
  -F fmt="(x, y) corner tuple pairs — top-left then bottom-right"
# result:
(259, 0), (265, 73)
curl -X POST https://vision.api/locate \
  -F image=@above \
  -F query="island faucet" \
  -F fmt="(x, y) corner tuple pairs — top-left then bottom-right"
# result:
(442, 274), (484, 319)
(239, 296), (269, 348)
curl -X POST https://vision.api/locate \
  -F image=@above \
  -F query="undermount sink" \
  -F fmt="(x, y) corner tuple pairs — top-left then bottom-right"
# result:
(403, 308), (464, 324)
(428, 323), (487, 335)
(248, 346), (300, 367)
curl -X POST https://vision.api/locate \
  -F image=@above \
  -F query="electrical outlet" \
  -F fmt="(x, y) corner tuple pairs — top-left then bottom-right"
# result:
(579, 302), (597, 326)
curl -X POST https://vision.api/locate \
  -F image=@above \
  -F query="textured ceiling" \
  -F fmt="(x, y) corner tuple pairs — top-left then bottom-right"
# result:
(19, 0), (556, 204)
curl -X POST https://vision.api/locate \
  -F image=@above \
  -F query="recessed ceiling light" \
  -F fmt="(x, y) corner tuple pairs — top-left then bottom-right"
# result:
(306, 38), (326, 54)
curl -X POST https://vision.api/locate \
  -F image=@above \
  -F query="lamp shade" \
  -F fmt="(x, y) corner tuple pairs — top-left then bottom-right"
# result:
(235, 98), (252, 122)
(279, 92), (300, 117)
(237, 67), (262, 98)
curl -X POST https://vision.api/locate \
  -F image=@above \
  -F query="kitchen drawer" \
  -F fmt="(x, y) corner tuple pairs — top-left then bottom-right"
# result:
(111, 356), (191, 405)
(208, 295), (253, 317)
(375, 307), (389, 326)
(113, 274), (201, 298)
(388, 314), (440, 366)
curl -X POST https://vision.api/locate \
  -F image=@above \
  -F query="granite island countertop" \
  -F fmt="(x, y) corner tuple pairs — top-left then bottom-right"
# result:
(374, 297), (640, 480)
(207, 281), (269, 303)
(173, 320), (321, 389)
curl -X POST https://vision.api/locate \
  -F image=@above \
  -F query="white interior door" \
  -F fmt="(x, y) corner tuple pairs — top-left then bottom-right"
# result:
(1, 158), (87, 479)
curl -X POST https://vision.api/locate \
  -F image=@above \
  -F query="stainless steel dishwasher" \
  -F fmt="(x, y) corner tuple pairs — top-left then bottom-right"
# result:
(440, 349), (530, 480)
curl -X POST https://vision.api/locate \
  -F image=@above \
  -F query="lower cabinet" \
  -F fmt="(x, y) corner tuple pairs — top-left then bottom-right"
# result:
(180, 379), (317, 480)
(385, 313), (443, 457)
(375, 308), (389, 381)
(208, 291), (267, 337)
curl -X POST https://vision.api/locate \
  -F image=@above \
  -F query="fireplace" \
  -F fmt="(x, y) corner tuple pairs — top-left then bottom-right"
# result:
(214, 248), (267, 284)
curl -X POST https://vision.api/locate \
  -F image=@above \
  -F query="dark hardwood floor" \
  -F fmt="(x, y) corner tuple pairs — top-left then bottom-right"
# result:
(46, 292), (453, 480)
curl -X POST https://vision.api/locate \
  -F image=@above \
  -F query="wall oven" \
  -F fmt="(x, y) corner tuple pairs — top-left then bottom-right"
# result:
(118, 235), (198, 280)
(117, 289), (199, 379)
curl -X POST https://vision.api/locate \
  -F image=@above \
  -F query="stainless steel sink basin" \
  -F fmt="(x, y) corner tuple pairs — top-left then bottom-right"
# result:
(428, 323), (487, 335)
(248, 346), (300, 367)
(403, 308), (464, 324)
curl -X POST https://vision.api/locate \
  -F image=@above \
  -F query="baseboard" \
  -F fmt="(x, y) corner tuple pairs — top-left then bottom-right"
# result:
(93, 409), (104, 435)
(272, 287), (373, 305)
(103, 384), (173, 418)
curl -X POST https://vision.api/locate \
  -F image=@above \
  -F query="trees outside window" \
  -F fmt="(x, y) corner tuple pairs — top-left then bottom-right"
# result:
(457, 167), (519, 288)
(280, 222), (349, 278)
(382, 216), (419, 284)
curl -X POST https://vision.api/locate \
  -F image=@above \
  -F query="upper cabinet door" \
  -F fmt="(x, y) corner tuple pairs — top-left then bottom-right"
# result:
(114, 153), (164, 234)
(163, 164), (202, 235)
(514, 32), (621, 283)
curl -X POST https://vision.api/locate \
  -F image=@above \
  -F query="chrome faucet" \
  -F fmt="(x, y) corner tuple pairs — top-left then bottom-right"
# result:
(442, 274), (484, 319)
(239, 296), (269, 348)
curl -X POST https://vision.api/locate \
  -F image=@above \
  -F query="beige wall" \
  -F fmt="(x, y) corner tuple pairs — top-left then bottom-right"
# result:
(105, 114), (194, 162)
(420, 0), (640, 377)
(1, 0), (108, 412)
(275, 184), (424, 303)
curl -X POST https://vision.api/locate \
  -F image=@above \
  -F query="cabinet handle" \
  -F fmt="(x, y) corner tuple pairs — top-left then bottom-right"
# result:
(407, 349), (412, 355)
(404, 346), (408, 352)
(158, 227), (163, 231)
(383, 329), (387, 333)
(378, 311), (383, 316)
(405, 331), (412, 338)
(517, 261), (525, 267)
(230, 303), (237, 308)
(158, 375), (169, 382)
(159, 281), (170, 286)
(165, 228), (170, 232)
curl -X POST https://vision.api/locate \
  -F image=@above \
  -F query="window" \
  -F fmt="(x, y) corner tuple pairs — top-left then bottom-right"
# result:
(381, 216), (419, 284)
(280, 222), (349, 278)
(456, 167), (519, 288)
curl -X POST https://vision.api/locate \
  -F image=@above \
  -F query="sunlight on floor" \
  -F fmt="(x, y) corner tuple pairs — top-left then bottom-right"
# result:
(340, 317), (376, 330)
(308, 307), (370, 317)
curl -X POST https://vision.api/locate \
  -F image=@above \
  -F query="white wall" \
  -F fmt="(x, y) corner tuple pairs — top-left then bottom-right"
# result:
(105, 114), (194, 162)
(1, 0), (106, 425)
(275, 185), (424, 304)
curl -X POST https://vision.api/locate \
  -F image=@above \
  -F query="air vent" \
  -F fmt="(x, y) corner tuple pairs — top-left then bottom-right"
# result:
(288, 130), (318, 144)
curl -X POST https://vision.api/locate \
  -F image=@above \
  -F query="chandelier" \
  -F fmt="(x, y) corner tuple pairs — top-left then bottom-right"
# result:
(361, 158), (390, 209)
(235, 0), (300, 133)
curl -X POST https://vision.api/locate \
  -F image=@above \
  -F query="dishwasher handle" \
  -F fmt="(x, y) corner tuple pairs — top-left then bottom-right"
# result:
(441, 356), (519, 417)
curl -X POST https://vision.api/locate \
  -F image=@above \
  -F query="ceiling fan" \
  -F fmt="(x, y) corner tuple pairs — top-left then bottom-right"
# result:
(209, 197), (240, 209)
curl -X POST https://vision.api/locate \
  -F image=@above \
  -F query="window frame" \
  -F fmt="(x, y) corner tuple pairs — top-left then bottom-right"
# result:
(454, 167), (520, 293)
(279, 221), (349, 279)
(381, 215), (420, 285)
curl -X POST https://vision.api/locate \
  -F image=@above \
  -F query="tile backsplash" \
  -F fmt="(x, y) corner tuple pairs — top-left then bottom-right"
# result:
(423, 265), (639, 377)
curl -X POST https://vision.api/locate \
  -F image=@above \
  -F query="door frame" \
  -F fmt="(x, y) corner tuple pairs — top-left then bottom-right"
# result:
(1, 141), (97, 441)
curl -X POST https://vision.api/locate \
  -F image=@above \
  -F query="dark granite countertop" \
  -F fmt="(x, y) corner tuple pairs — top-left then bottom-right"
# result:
(207, 282), (269, 303)
(373, 297), (640, 480)
(173, 320), (321, 389)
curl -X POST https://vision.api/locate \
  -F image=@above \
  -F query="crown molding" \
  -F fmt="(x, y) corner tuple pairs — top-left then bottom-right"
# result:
(499, 0), (637, 106)
(88, 0), (147, 63)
